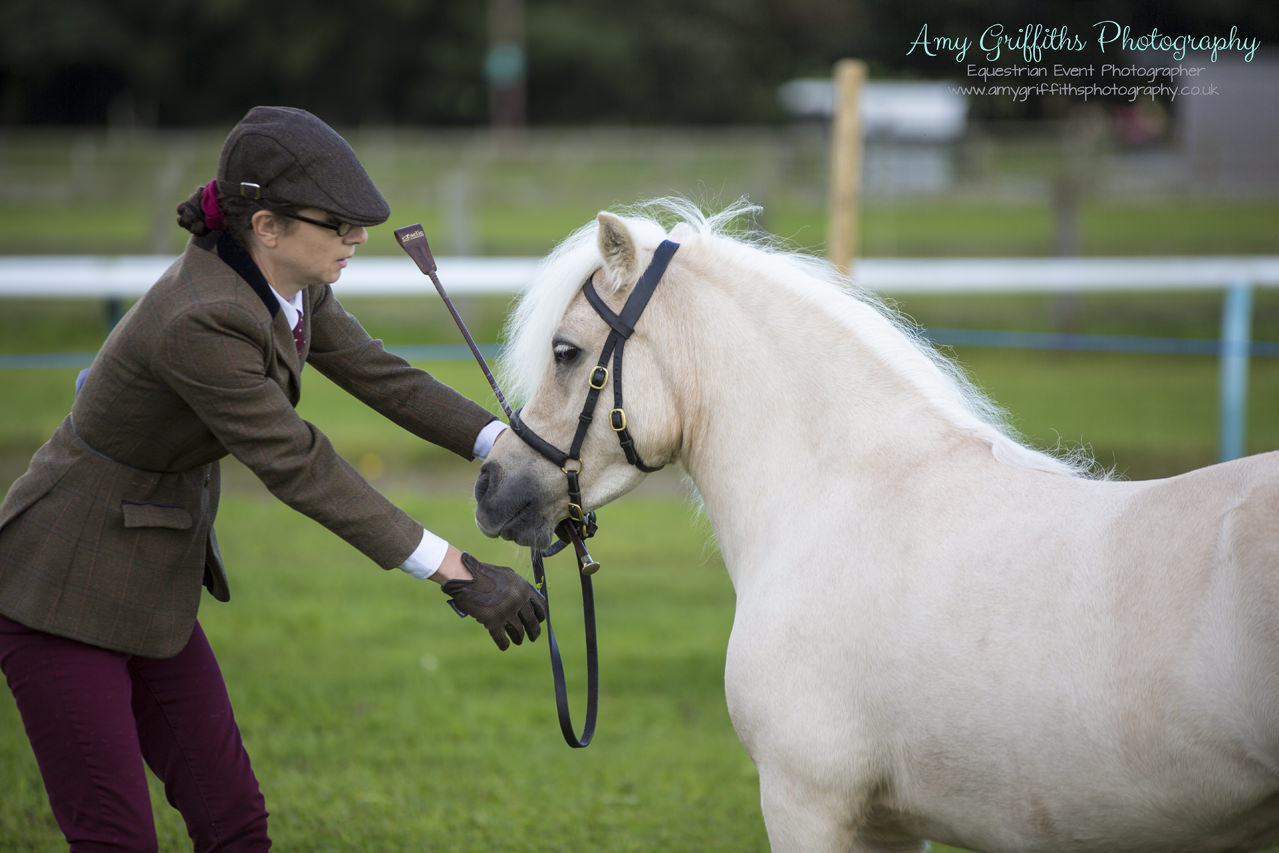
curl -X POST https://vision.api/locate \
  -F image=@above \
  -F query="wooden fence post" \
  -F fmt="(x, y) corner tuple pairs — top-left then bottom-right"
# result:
(827, 59), (867, 276)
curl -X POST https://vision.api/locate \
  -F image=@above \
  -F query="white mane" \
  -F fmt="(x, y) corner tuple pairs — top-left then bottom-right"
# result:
(501, 198), (1098, 478)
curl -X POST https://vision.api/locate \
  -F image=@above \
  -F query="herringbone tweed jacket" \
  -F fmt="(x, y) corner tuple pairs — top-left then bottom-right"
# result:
(0, 232), (496, 657)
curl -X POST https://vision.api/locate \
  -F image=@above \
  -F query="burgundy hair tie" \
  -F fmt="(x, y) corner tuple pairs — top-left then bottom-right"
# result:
(200, 180), (227, 231)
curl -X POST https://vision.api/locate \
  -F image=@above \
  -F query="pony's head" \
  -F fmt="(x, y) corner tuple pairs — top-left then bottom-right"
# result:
(476, 204), (701, 549)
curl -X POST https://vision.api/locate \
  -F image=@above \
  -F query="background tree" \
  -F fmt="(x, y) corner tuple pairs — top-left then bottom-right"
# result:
(0, 0), (1272, 127)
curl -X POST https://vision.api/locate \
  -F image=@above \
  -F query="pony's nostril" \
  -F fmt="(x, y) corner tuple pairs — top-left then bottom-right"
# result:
(475, 461), (499, 502)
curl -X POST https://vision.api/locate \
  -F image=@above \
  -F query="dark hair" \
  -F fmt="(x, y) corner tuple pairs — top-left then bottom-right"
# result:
(175, 186), (300, 239)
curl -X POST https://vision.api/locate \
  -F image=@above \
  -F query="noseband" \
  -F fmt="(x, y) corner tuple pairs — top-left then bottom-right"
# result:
(509, 239), (680, 534)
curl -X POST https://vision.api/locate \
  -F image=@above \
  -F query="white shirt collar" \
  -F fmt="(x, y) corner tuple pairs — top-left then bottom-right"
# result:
(271, 288), (304, 330)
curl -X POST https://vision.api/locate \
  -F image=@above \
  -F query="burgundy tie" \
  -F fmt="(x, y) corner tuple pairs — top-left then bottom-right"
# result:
(291, 315), (305, 354)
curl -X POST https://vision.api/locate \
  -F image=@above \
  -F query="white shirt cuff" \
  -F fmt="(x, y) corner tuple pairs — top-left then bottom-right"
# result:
(398, 528), (450, 580)
(473, 420), (508, 461)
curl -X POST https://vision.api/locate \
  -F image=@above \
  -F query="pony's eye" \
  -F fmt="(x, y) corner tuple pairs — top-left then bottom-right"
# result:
(553, 341), (581, 366)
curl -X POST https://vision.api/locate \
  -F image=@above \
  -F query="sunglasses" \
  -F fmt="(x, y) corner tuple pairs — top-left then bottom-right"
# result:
(285, 212), (357, 237)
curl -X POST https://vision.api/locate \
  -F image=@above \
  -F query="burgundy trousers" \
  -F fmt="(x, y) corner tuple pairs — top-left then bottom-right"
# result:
(0, 613), (271, 852)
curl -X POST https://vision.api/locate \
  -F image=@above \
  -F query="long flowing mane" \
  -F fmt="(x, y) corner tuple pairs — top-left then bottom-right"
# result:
(501, 198), (1098, 478)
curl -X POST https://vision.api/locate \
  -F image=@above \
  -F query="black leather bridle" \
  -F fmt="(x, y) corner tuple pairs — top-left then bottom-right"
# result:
(504, 239), (679, 748)
(509, 239), (679, 534)
(396, 223), (679, 749)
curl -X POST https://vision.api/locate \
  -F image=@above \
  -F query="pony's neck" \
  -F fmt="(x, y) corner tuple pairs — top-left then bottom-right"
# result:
(664, 254), (997, 587)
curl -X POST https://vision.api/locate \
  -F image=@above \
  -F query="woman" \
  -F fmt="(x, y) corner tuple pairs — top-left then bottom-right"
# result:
(0, 106), (545, 851)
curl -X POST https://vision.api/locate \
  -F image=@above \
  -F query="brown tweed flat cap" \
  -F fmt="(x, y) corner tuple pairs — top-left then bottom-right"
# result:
(216, 106), (389, 226)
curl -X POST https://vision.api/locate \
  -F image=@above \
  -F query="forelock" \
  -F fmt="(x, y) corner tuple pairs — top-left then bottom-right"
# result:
(499, 206), (675, 401)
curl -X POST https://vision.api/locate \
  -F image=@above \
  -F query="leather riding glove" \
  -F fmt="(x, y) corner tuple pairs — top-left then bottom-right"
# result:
(442, 553), (547, 651)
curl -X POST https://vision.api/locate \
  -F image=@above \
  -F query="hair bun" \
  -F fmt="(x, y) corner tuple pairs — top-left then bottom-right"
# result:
(176, 187), (212, 236)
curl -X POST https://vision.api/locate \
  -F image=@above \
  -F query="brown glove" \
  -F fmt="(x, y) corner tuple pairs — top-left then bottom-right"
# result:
(441, 553), (547, 651)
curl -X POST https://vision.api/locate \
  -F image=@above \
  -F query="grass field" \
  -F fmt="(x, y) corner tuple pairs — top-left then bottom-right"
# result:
(0, 487), (768, 851)
(3, 126), (1279, 258)
(1, 126), (1278, 849)
(2, 339), (1278, 850)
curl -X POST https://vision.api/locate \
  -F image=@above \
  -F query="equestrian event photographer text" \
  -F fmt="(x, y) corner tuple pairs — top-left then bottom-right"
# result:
(907, 21), (1260, 64)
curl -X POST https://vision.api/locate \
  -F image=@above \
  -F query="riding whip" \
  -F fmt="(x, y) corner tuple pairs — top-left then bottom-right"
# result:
(394, 224), (600, 747)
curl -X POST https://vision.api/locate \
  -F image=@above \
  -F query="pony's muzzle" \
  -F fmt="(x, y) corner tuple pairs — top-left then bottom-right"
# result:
(474, 461), (556, 550)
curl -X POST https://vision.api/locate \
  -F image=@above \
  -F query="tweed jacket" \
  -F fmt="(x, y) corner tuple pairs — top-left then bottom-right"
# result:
(0, 232), (496, 657)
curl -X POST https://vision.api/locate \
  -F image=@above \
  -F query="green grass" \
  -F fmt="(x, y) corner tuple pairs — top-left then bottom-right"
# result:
(2, 127), (1278, 257)
(205, 492), (757, 852)
(862, 196), (1279, 258)
(2, 334), (1277, 849)
(5, 354), (1270, 850)
(953, 349), (1279, 477)
(0, 491), (770, 851)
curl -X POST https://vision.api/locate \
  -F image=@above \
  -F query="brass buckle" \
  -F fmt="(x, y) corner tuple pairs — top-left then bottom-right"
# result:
(609, 408), (627, 431)
(589, 366), (609, 390)
(567, 502), (585, 523)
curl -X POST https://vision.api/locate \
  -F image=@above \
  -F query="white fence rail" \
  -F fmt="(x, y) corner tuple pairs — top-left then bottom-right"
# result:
(2, 255), (1279, 297)
(0, 256), (532, 298)
(3, 254), (1279, 462)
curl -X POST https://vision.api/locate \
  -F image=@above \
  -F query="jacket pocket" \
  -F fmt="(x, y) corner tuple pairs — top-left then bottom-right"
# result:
(121, 500), (193, 530)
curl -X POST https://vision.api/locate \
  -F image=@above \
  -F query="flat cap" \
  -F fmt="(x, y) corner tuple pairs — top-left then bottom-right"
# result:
(216, 106), (389, 226)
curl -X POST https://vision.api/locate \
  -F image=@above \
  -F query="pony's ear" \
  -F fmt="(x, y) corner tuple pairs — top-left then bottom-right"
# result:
(597, 212), (640, 291)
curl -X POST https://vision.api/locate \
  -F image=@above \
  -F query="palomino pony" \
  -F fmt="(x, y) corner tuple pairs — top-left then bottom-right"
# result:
(474, 199), (1279, 852)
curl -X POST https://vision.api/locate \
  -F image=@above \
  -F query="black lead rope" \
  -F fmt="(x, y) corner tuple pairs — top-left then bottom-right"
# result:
(394, 224), (599, 748)
(532, 536), (598, 747)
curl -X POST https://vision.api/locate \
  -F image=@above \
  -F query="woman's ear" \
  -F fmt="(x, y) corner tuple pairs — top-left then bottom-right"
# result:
(250, 209), (282, 248)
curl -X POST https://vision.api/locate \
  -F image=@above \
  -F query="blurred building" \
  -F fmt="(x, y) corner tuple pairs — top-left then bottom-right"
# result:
(782, 55), (1279, 198)
(1175, 55), (1279, 191)
(778, 79), (969, 195)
